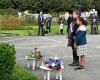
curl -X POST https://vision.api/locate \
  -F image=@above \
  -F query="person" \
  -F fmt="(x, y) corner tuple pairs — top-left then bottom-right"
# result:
(38, 11), (44, 36)
(46, 14), (52, 34)
(68, 10), (81, 66)
(59, 15), (64, 35)
(90, 12), (98, 34)
(74, 17), (87, 71)
(67, 12), (73, 46)
(67, 12), (73, 34)
(44, 28), (49, 36)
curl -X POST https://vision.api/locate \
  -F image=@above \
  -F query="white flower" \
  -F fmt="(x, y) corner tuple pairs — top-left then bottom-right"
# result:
(61, 65), (64, 69)
(52, 63), (55, 67)
(54, 57), (59, 60)
(36, 49), (40, 52)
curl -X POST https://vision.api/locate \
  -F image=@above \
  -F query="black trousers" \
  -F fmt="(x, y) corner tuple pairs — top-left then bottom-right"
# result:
(38, 24), (44, 36)
(60, 29), (63, 35)
(47, 27), (51, 33)
(69, 36), (79, 63)
(92, 25), (98, 34)
(91, 25), (98, 34)
(71, 44), (79, 63)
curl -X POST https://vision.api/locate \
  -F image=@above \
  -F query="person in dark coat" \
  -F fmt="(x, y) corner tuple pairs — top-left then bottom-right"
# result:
(46, 14), (52, 34)
(90, 12), (98, 34)
(67, 12), (73, 46)
(68, 10), (81, 66)
(38, 12), (44, 36)
(67, 12), (73, 34)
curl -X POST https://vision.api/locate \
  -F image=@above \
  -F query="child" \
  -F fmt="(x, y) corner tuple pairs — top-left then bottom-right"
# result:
(74, 17), (87, 71)
(59, 15), (64, 35)
(44, 28), (49, 36)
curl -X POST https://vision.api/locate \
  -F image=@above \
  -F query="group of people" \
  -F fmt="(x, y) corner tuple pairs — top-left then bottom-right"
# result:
(67, 10), (87, 71)
(37, 12), (52, 36)
(37, 10), (88, 71)
(37, 12), (67, 36)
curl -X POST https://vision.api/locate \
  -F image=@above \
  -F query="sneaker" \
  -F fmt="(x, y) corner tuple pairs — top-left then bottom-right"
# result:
(74, 66), (85, 71)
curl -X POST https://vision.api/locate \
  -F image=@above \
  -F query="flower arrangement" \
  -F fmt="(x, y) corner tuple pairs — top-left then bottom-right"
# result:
(45, 57), (64, 71)
(26, 48), (42, 59)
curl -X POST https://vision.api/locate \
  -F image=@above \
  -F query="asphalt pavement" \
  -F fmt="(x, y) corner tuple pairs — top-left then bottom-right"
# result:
(0, 35), (100, 80)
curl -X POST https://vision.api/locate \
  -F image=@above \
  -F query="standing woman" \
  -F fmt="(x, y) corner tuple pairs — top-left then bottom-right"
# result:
(59, 15), (64, 35)
(67, 12), (73, 46)
(68, 10), (81, 66)
(67, 12), (73, 34)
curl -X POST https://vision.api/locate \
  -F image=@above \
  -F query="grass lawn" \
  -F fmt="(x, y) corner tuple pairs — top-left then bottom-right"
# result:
(0, 30), (35, 36)
(0, 26), (38, 36)
(11, 65), (37, 80)
(0, 25), (100, 36)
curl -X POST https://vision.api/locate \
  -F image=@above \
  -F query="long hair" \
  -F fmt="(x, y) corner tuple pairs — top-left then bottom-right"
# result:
(77, 17), (87, 26)
(73, 10), (81, 17)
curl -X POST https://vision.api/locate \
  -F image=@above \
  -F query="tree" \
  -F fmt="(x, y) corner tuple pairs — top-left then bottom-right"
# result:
(81, 0), (95, 11)
(94, 0), (100, 10)
(0, 0), (96, 12)
(0, 0), (12, 9)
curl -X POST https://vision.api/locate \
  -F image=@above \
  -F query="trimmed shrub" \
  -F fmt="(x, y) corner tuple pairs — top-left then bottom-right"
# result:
(0, 43), (16, 80)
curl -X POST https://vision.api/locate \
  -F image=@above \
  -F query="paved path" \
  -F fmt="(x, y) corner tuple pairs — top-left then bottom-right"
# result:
(0, 35), (100, 80)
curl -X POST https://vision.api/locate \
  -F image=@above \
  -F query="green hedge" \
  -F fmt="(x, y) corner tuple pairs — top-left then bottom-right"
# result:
(0, 43), (37, 80)
(0, 43), (16, 80)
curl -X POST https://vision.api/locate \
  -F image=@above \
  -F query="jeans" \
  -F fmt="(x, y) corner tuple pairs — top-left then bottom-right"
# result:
(38, 24), (44, 36)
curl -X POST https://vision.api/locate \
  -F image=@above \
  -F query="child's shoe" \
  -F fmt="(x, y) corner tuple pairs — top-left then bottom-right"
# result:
(74, 66), (85, 71)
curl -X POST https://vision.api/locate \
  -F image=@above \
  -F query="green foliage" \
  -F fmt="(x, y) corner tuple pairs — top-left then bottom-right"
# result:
(1, 24), (100, 36)
(81, 0), (95, 10)
(63, 0), (77, 10)
(1, 28), (38, 36)
(0, 14), (36, 30)
(10, 65), (37, 80)
(0, 42), (16, 80)
(0, 15), (25, 30)
(94, 0), (100, 10)
(24, 14), (36, 25)
(0, 0), (95, 12)
(0, 8), (18, 15)
(0, 0), (12, 9)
